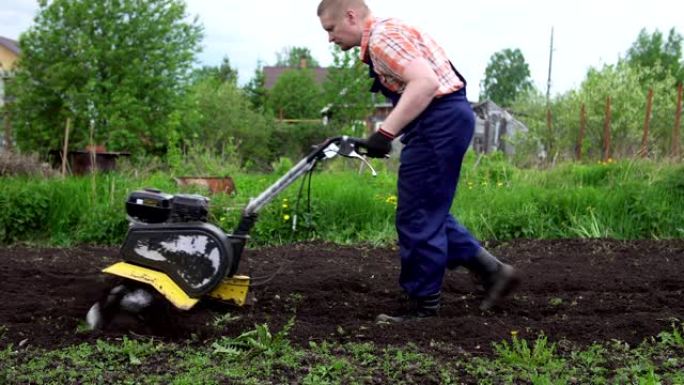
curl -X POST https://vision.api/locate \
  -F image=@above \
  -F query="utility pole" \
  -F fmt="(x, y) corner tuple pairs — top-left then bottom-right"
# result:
(546, 27), (554, 104)
(545, 27), (554, 162)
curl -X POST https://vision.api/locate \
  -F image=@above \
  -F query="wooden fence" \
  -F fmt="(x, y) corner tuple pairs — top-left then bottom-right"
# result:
(562, 83), (683, 162)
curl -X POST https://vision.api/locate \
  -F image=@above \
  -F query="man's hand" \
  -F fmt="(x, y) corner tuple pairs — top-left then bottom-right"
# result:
(364, 127), (394, 158)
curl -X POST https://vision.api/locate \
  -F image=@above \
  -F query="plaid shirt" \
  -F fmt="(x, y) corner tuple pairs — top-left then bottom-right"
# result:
(360, 17), (463, 97)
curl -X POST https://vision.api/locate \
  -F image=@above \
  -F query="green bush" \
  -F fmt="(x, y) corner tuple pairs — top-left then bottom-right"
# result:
(0, 179), (50, 243)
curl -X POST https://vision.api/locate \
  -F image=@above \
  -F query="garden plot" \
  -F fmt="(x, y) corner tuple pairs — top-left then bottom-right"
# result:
(0, 239), (682, 354)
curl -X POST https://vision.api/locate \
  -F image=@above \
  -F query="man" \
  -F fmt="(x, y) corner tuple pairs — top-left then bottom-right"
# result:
(317, 0), (518, 321)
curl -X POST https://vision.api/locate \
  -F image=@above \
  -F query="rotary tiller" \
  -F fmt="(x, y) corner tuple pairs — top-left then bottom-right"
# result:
(86, 136), (377, 329)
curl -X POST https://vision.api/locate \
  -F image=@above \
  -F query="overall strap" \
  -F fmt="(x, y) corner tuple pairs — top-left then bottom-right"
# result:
(368, 60), (401, 106)
(449, 61), (467, 87)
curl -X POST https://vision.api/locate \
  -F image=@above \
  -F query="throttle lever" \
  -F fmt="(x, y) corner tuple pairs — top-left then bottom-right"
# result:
(327, 136), (378, 176)
(348, 150), (377, 176)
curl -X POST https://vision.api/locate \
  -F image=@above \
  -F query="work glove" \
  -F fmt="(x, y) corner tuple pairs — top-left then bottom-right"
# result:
(364, 127), (394, 158)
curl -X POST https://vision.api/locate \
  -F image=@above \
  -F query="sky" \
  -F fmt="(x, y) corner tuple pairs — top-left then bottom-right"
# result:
(1, 0), (683, 99)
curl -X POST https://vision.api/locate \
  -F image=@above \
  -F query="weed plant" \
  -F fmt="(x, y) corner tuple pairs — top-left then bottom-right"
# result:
(1, 321), (682, 384)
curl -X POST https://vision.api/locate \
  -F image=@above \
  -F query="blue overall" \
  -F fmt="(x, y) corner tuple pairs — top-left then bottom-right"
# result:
(369, 62), (482, 298)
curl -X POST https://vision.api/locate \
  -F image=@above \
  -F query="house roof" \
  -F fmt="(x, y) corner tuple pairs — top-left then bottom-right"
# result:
(0, 36), (20, 55)
(263, 66), (328, 89)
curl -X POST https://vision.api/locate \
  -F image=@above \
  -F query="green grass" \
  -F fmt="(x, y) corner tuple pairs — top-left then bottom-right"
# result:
(1, 321), (682, 384)
(1, 156), (683, 246)
(2, 155), (682, 383)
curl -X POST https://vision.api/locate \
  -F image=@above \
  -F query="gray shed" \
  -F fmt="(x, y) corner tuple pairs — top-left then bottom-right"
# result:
(471, 100), (528, 155)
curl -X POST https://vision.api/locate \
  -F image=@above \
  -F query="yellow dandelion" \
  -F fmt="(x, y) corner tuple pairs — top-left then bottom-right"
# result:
(282, 203), (288, 209)
(511, 330), (518, 337)
(283, 214), (290, 221)
(497, 182), (504, 188)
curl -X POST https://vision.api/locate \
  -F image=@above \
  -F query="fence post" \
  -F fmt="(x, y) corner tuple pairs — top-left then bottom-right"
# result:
(673, 83), (682, 160)
(576, 103), (586, 161)
(61, 118), (71, 177)
(2, 104), (11, 152)
(639, 88), (654, 158)
(603, 96), (612, 162)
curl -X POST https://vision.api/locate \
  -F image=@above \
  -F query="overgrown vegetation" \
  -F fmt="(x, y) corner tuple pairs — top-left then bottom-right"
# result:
(1, 154), (682, 246)
(0, 150), (57, 177)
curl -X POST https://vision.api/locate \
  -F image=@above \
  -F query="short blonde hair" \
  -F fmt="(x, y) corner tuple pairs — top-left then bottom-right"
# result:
(317, 0), (369, 19)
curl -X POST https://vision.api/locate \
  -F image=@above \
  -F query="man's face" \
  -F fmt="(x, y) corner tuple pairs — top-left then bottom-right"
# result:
(319, 9), (360, 51)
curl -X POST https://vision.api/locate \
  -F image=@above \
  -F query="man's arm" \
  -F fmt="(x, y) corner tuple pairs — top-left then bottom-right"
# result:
(379, 57), (439, 136)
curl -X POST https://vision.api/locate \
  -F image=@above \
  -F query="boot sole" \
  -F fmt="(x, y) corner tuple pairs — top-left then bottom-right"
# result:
(480, 265), (520, 311)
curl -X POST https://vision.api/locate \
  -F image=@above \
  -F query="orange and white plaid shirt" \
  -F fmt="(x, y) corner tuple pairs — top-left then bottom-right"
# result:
(360, 17), (464, 97)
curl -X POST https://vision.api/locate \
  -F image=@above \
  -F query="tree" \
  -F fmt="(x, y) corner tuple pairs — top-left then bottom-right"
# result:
(481, 48), (533, 107)
(191, 56), (238, 85)
(321, 46), (374, 134)
(243, 60), (267, 111)
(275, 47), (320, 68)
(10, 0), (202, 155)
(625, 27), (683, 86)
(266, 69), (324, 119)
(177, 77), (273, 168)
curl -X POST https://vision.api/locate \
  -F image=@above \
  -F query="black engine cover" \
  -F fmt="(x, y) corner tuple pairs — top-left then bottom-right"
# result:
(120, 222), (234, 297)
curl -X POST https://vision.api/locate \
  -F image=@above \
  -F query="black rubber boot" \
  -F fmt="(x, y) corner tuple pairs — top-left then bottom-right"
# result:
(467, 248), (519, 311)
(376, 292), (440, 323)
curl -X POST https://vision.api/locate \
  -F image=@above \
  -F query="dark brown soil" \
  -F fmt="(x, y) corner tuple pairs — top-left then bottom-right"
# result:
(0, 239), (682, 354)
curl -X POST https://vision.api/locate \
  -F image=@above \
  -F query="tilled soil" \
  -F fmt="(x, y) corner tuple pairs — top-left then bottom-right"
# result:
(0, 239), (682, 354)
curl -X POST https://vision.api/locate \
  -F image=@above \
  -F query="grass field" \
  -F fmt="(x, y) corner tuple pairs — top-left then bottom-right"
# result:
(1, 156), (683, 384)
